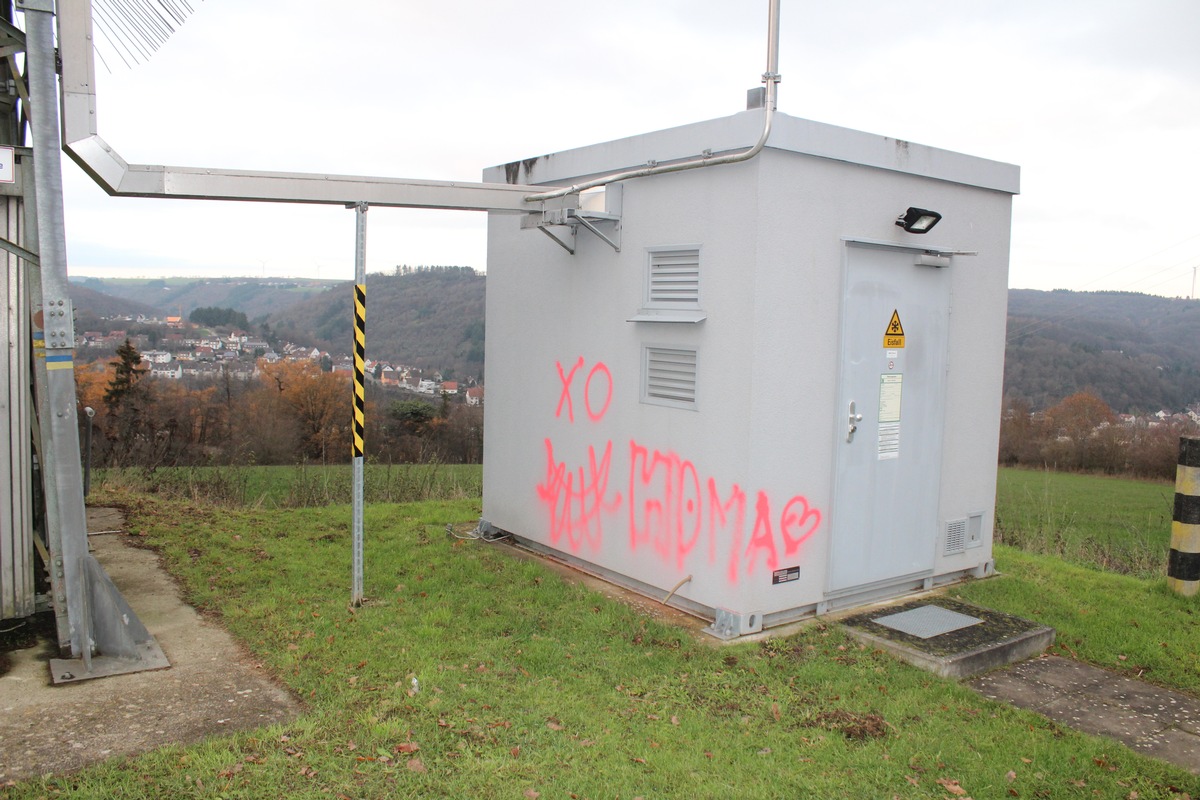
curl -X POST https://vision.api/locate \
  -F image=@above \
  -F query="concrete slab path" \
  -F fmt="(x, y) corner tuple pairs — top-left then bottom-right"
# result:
(970, 654), (1200, 775)
(0, 514), (303, 784)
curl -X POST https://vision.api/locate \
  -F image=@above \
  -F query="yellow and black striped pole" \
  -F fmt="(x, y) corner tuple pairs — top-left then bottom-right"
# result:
(1168, 436), (1200, 597)
(350, 202), (367, 606)
(353, 283), (366, 460)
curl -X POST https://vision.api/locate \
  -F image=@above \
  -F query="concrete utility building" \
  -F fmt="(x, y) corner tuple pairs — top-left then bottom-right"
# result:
(481, 109), (1019, 637)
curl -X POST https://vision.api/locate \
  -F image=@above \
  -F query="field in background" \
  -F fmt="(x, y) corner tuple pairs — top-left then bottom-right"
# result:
(93, 462), (483, 508)
(995, 467), (1176, 578)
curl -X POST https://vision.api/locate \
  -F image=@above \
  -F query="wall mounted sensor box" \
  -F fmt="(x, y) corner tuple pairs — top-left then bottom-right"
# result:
(481, 110), (1018, 638)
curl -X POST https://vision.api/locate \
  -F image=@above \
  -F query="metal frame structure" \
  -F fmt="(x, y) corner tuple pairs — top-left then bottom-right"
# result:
(0, 4), (33, 626)
(5, 0), (171, 683)
(55, 1), (553, 213)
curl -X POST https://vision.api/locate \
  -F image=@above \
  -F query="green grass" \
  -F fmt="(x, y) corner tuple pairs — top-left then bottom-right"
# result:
(8, 476), (1199, 799)
(93, 462), (483, 508)
(957, 546), (1200, 692)
(995, 467), (1176, 577)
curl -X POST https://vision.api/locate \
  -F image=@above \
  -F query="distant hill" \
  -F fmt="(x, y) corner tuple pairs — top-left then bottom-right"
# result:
(68, 283), (158, 320)
(70, 276), (341, 321)
(66, 275), (1200, 412)
(1004, 290), (1200, 413)
(268, 268), (485, 382)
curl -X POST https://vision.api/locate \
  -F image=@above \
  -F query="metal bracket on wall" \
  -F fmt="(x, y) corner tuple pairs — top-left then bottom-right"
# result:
(703, 607), (765, 640)
(522, 184), (622, 255)
(39, 297), (74, 349)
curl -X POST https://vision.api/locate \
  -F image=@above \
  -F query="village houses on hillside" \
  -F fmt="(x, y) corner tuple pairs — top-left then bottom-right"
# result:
(79, 312), (482, 403)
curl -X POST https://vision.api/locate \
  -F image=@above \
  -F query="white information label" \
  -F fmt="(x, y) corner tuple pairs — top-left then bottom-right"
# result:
(878, 373), (902, 460)
(0, 146), (13, 184)
(878, 373), (903, 423)
(878, 422), (900, 460)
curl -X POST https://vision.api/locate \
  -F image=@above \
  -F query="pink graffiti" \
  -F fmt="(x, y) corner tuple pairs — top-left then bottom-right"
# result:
(537, 436), (821, 584)
(555, 357), (584, 422)
(629, 442), (822, 583)
(540, 357), (821, 583)
(555, 357), (612, 423)
(535, 438), (620, 553)
(628, 442), (701, 569)
(584, 362), (613, 422)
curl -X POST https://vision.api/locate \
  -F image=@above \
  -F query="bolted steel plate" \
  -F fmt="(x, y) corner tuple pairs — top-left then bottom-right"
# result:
(872, 604), (983, 639)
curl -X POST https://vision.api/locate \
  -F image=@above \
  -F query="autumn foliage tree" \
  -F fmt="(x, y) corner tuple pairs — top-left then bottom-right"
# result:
(75, 350), (487, 467)
(999, 388), (1197, 478)
(251, 360), (351, 463)
(1041, 391), (1119, 471)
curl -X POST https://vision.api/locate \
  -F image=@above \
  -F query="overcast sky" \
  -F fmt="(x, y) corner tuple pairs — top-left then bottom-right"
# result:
(56, 0), (1200, 298)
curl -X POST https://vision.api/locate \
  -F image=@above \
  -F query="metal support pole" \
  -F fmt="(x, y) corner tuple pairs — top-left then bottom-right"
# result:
(21, 0), (91, 659)
(19, 0), (167, 682)
(83, 406), (94, 497)
(350, 202), (367, 606)
(1168, 436), (1200, 597)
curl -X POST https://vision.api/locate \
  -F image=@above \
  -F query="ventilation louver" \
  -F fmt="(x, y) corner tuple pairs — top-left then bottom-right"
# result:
(648, 249), (700, 306)
(944, 518), (967, 556)
(644, 347), (698, 408)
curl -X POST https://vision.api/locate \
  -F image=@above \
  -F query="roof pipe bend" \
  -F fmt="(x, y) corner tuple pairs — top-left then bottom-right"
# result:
(524, 0), (781, 204)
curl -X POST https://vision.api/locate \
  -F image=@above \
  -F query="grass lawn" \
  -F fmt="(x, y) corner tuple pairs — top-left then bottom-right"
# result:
(995, 467), (1176, 578)
(94, 462), (483, 508)
(7, 467), (1199, 799)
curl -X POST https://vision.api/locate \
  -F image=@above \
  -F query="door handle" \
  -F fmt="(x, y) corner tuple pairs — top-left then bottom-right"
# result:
(847, 401), (864, 442)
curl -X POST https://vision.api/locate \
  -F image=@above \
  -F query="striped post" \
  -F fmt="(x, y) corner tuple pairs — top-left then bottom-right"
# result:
(350, 202), (367, 606)
(1168, 436), (1200, 597)
(353, 283), (366, 460)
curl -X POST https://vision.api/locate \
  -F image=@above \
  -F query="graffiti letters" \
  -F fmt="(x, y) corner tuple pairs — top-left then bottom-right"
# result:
(554, 357), (613, 423)
(537, 357), (822, 583)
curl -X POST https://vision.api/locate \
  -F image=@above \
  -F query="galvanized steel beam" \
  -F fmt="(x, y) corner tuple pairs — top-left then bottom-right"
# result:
(21, 0), (168, 680)
(56, 0), (559, 213)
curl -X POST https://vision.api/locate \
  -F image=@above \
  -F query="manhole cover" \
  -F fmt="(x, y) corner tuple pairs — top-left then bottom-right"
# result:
(872, 605), (983, 639)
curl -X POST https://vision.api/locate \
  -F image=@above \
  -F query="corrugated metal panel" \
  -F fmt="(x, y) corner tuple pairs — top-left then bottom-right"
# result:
(644, 346), (697, 407)
(648, 249), (699, 306)
(1, 195), (34, 621)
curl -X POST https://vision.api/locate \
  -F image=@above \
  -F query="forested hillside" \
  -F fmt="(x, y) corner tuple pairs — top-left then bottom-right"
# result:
(67, 276), (1200, 414)
(68, 283), (158, 320)
(268, 268), (485, 381)
(1003, 290), (1200, 412)
(71, 276), (339, 320)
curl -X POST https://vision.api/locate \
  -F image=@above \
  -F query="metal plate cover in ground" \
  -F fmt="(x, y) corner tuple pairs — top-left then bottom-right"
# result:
(872, 604), (983, 639)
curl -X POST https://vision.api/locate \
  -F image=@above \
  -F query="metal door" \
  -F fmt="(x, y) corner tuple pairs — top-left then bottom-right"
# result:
(827, 243), (951, 594)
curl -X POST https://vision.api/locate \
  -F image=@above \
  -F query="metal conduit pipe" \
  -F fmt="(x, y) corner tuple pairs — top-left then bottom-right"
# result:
(524, 0), (781, 204)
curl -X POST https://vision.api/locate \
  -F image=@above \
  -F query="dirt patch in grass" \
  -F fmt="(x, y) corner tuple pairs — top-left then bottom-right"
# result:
(810, 709), (890, 740)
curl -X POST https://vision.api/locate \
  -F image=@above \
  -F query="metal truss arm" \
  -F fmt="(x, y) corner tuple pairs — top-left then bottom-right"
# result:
(56, 0), (563, 213)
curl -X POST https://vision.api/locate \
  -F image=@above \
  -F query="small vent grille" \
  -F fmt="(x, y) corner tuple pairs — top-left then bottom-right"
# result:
(944, 519), (967, 555)
(648, 249), (700, 306)
(644, 347), (697, 408)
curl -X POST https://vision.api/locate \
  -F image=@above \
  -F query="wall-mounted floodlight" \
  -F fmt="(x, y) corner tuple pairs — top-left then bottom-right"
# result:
(896, 207), (942, 234)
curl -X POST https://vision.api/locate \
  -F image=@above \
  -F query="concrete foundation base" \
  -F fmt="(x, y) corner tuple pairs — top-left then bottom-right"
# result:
(839, 597), (1055, 679)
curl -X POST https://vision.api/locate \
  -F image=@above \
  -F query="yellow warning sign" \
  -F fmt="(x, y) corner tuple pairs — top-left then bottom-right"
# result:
(883, 310), (906, 348)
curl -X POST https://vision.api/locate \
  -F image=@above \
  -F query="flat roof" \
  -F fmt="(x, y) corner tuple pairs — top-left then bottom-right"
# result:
(487, 111), (1020, 195)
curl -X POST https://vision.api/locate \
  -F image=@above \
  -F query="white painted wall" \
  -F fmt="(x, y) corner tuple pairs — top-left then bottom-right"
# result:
(483, 111), (1017, 625)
